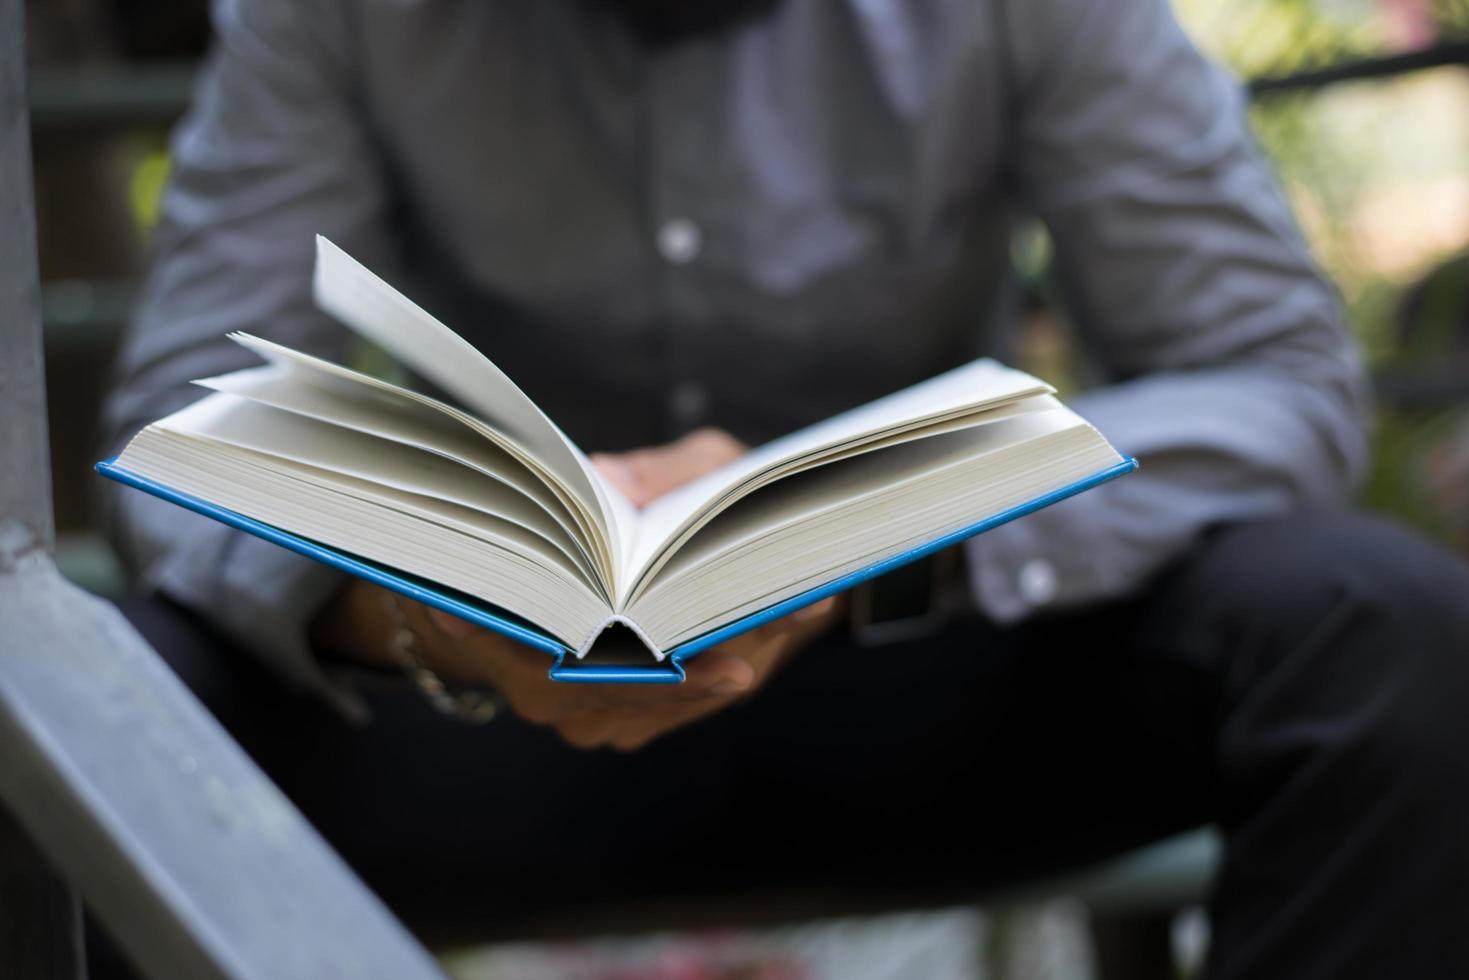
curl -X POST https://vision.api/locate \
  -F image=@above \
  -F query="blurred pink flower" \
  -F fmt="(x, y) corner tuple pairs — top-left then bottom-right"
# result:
(1380, 0), (1438, 50)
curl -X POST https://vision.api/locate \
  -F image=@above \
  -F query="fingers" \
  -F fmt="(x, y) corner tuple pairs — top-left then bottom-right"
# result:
(526, 631), (799, 751)
(398, 586), (840, 754)
(543, 645), (781, 750)
(681, 647), (759, 696)
(655, 428), (747, 497)
(489, 650), (601, 724)
(555, 714), (623, 750)
(554, 696), (727, 752)
(592, 428), (748, 507)
(673, 427), (748, 473)
(790, 595), (838, 624)
(424, 607), (479, 639)
(590, 452), (641, 503)
(400, 598), (569, 714)
(604, 698), (731, 752)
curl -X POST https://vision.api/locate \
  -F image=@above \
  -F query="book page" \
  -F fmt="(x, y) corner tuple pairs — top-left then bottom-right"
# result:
(632, 409), (1122, 648)
(198, 364), (579, 539)
(156, 393), (602, 591)
(312, 236), (634, 581)
(622, 359), (1051, 596)
(120, 423), (612, 646)
(228, 333), (617, 586)
(651, 408), (1089, 585)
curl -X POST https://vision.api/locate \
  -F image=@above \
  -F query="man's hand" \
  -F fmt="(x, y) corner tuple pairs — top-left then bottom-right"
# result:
(314, 577), (842, 751)
(421, 593), (840, 750)
(311, 426), (844, 749)
(590, 426), (747, 508)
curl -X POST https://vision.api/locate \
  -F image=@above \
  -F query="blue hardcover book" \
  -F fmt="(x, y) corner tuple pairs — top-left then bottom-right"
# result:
(100, 238), (1135, 683)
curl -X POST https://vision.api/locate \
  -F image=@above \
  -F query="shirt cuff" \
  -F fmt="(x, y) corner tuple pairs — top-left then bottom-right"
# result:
(962, 511), (1110, 625)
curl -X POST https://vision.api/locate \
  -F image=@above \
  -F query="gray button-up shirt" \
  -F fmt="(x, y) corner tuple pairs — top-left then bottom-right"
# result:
(102, 0), (1368, 707)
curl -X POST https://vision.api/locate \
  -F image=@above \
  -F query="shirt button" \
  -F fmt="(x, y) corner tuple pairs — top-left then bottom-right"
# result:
(1017, 559), (1058, 607)
(670, 381), (709, 428)
(656, 218), (702, 265)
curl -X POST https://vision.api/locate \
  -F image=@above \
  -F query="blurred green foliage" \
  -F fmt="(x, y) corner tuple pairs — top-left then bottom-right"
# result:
(1177, 0), (1378, 76)
(1432, 0), (1469, 33)
(1177, 0), (1467, 352)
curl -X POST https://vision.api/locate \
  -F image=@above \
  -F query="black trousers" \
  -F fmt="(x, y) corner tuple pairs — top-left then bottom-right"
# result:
(115, 509), (1469, 979)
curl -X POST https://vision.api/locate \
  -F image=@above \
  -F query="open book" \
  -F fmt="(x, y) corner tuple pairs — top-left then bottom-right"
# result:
(99, 238), (1134, 681)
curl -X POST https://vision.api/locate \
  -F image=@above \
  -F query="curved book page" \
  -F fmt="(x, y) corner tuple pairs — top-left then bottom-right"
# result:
(630, 407), (1124, 650)
(156, 394), (604, 594)
(227, 332), (617, 593)
(118, 425), (611, 645)
(620, 360), (1053, 602)
(312, 236), (638, 591)
(195, 363), (604, 590)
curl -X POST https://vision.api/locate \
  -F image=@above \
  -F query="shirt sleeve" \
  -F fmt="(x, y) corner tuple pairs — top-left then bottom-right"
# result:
(100, 0), (395, 717)
(964, 0), (1371, 622)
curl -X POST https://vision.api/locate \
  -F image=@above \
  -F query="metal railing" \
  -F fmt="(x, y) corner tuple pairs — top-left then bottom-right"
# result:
(0, 2), (444, 976)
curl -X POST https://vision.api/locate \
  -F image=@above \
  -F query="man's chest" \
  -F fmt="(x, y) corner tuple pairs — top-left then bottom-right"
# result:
(360, 2), (1010, 312)
(347, 0), (1020, 441)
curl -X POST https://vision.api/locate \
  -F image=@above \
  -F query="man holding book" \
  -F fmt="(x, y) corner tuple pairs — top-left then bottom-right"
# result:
(102, 1), (1469, 976)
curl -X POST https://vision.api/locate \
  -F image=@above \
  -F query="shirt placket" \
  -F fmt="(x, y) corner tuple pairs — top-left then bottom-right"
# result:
(645, 45), (723, 439)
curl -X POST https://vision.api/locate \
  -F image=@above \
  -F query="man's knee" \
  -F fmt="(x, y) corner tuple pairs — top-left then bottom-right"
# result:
(1197, 509), (1469, 780)
(1196, 509), (1467, 646)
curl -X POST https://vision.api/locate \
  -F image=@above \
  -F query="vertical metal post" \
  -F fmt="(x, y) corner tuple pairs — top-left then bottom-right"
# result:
(0, 4), (85, 976)
(0, 0), (54, 562)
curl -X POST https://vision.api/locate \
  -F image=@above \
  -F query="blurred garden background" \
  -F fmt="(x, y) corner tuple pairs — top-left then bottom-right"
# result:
(24, 1), (1469, 977)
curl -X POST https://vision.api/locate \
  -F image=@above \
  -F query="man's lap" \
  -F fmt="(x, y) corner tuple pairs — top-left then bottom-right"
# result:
(115, 508), (1469, 943)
